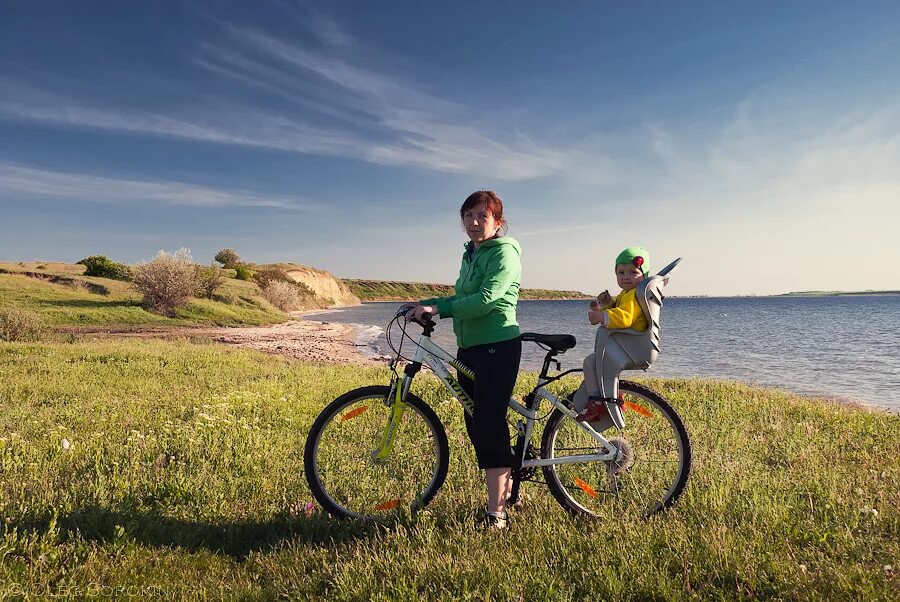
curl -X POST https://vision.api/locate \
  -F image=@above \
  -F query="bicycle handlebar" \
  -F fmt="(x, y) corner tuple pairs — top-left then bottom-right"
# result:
(397, 305), (435, 328)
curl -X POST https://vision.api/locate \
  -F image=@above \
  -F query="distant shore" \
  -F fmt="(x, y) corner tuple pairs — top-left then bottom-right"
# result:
(779, 290), (900, 296)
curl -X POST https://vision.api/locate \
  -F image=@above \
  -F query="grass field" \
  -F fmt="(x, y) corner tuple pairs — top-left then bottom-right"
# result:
(1, 338), (897, 599)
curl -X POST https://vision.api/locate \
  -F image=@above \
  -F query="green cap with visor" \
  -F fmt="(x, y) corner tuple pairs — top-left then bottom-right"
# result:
(615, 246), (650, 277)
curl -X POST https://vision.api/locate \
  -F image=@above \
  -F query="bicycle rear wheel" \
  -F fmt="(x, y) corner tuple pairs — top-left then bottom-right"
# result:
(541, 380), (691, 518)
(304, 385), (449, 520)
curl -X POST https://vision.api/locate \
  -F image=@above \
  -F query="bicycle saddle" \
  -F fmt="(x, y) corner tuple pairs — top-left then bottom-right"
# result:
(520, 333), (577, 352)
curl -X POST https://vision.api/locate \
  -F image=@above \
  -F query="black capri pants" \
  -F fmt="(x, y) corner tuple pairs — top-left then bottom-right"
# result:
(456, 336), (522, 470)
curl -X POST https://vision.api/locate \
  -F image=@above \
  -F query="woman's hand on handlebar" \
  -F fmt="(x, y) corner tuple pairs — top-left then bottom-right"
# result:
(397, 302), (418, 317)
(405, 304), (436, 324)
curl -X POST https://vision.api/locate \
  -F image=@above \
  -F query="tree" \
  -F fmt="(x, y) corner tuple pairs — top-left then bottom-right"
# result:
(214, 248), (241, 268)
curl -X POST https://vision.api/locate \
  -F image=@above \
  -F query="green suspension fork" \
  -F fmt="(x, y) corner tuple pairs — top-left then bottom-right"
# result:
(371, 371), (412, 461)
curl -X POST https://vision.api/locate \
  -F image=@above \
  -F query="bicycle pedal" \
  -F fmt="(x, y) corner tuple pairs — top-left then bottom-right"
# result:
(507, 493), (529, 511)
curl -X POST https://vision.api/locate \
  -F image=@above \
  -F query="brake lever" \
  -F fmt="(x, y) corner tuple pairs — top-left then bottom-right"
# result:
(413, 312), (435, 327)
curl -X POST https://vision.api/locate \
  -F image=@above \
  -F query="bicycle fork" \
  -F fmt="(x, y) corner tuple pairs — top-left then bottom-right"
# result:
(371, 364), (418, 462)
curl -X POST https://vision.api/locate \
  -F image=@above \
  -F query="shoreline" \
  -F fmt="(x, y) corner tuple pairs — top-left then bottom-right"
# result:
(54, 312), (382, 366)
(294, 311), (896, 414)
(211, 314), (382, 365)
(51, 312), (895, 414)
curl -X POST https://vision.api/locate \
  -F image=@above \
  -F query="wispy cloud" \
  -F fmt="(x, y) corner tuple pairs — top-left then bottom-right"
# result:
(0, 12), (568, 181)
(642, 99), (900, 214)
(0, 163), (320, 210)
(215, 26), (568, 179)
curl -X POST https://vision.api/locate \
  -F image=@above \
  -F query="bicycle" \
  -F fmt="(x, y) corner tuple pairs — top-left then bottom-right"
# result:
(304, 262), (691, 521)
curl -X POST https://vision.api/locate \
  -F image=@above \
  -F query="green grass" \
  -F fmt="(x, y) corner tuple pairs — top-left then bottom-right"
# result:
(345, 278), (591, 301)
(1, 339), (897, 599)
(0, 264), (288, 328)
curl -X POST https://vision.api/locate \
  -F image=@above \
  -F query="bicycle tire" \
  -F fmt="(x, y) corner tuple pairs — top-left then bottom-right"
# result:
(541, 380), (691, 518)
(304, 385), (450, 520)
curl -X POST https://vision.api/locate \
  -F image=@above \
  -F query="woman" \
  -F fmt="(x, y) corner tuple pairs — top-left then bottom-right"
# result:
(408, 190), (522, 530)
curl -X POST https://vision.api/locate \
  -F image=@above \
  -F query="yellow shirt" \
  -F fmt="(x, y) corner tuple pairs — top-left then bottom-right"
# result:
(605, 288), (647, 331)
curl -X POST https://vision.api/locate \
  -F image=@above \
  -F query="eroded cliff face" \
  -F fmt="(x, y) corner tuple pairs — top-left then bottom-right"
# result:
(283, 265), (360, 307)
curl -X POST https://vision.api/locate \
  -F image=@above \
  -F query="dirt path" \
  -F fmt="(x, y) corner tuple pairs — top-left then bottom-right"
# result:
(56, 315), (379, 365)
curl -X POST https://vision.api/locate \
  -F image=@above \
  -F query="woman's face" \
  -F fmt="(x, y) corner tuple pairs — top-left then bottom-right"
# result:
(462, 201), (501, 246)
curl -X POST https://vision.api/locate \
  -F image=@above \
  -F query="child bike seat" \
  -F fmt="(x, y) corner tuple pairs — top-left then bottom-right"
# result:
(574, 258), (683, 430)
(604, 257), (682, 370)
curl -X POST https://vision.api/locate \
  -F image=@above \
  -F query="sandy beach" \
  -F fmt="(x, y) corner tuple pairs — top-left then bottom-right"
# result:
(57, 312), (379, 365)
(211, 314), (379, 365)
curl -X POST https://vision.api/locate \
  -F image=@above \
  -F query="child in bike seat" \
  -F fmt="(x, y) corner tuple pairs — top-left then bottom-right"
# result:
(577, 246), (650, 422)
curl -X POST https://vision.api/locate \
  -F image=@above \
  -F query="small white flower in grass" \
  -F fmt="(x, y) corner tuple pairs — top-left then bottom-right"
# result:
(61, 438), (71, 450)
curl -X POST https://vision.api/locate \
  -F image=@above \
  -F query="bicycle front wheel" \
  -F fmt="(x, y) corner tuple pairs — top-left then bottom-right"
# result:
(541, 380), (691, 518)
(304, 385), (449, 520)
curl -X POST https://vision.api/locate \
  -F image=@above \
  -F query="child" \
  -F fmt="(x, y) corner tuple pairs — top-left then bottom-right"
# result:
(577, 246), (650, 422)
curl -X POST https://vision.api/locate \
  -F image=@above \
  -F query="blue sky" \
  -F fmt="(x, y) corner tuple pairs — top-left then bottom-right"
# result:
(2, 1), (898, 296)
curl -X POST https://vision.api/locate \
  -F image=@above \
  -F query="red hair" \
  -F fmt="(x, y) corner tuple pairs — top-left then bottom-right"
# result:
(459, 190), (507, 234)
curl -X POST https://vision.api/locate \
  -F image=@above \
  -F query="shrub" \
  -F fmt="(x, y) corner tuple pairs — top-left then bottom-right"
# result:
(196, 265), (226, 300)
(212, 292), (239, 305)
(253, 267), (291, 289)
(0, 308), (45, 342)
(214, 248), (241, 268)
(131, 248), (198, 316)
(77, 255), (132, 281)
(261, 281), (301, 312)
(234, 265), (252, 281)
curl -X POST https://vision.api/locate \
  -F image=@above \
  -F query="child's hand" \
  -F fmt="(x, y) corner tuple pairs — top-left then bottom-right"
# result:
(588, 308), (606, 325)
(596, 290), (613, 307)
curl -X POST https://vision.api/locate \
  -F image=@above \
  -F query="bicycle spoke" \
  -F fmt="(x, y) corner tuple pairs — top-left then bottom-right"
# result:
(305, 388), (449, 520)
(542, 381), (691, 518)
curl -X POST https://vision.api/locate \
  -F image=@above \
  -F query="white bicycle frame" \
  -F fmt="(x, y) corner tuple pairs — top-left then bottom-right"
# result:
(403, 334), (619, 468)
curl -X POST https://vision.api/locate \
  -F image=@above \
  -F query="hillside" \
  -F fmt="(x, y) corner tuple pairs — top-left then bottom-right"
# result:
(344, 278), (591, 301)
(1, 260), (584, 330)
(0, 260), (349, 328)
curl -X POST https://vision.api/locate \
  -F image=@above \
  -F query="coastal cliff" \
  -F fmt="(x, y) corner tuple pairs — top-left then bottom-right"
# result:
(274, 263), (361, 307)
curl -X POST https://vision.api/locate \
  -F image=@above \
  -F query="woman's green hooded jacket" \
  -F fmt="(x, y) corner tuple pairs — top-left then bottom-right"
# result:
(421, 237), (521, 349)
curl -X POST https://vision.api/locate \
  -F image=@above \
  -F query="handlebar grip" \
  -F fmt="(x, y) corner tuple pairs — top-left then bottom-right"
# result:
(414, 310), (435, 326)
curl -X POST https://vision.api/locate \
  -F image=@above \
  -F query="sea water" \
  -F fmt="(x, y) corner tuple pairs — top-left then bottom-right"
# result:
(308, 295), (900, 412)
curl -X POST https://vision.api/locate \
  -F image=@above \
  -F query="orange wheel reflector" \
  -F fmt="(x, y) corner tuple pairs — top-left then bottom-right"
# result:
(623, 401), (652, 418)
(341, 406), (369, 421)
(375, 499), (400, 511)
(573, 477), (599, 498)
